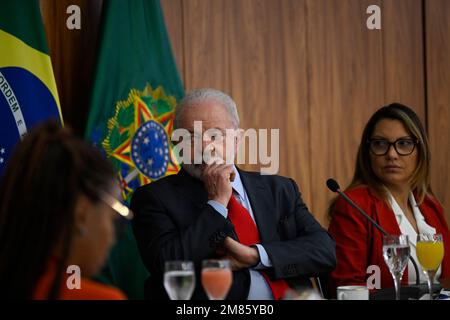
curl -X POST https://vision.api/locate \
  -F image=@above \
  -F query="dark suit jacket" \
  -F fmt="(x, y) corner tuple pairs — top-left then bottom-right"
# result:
(131, 167), (336, 300)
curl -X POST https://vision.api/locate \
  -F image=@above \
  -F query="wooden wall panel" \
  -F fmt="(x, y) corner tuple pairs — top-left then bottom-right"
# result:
(160, 0), (185, 81)
(306, 0), (386, 225)
(382, 0), (425, 118)
(40, 0), (103, 136)
(426, 0), (450, 224)
(179, 0), (312, 205)
(160, 0), (434, 226)
(308, 0), (425, 225)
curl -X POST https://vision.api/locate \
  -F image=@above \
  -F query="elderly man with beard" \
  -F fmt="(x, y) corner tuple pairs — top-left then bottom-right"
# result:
(131, 88), (336, 300)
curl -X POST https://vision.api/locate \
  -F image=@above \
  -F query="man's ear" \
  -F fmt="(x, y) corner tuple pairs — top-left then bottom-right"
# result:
(73, 195), (90, 236)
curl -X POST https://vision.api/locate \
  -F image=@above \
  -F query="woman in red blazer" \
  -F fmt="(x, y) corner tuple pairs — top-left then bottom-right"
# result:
(328, 103), (450, 294)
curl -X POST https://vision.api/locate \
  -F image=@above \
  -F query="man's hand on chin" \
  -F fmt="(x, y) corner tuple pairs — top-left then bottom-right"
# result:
(202, 163), (234, 207)
(217, 237), (260, 271)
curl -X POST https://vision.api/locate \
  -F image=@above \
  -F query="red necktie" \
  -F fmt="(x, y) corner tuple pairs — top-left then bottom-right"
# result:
(227, 194), (290, 300)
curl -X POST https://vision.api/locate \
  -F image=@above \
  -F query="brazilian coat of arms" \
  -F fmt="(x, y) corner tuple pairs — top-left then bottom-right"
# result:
(102, 85), (180, 203)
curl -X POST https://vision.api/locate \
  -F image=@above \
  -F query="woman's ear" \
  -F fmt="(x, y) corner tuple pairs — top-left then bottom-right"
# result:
(73, 195), (90, 237)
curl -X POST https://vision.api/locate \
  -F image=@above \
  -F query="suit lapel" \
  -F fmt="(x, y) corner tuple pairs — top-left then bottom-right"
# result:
(238, 169), (279, 243)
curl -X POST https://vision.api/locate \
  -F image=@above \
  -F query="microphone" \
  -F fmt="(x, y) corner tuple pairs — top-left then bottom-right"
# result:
(326, 178), (420, 286)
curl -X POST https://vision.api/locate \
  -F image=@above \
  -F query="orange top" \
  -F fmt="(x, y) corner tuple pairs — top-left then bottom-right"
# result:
(33, 259), (127, 300)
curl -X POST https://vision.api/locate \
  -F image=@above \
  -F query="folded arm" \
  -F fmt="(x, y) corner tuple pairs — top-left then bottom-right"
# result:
(131, 187), (235, 275)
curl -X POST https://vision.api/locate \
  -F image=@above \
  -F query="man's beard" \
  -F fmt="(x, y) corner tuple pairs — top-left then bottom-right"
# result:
(183, 160), (235, 181)
(182, 163), (205, 180)
(182, 148), (236, 180)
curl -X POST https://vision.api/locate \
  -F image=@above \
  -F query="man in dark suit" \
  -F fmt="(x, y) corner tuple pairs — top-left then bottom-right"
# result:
(131, 88), (336, 300)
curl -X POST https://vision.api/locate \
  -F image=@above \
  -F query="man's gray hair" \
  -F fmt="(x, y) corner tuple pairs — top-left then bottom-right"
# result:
(174, 88), (240, 129)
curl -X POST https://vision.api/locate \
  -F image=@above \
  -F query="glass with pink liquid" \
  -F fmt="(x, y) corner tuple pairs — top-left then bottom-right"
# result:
(201, 259), (233, 300)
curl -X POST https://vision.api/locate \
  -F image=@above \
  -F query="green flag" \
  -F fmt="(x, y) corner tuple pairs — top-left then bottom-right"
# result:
(85, 0), (184, 299)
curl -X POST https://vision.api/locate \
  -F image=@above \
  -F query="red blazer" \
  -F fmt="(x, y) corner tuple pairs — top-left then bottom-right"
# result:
(328, 186), (450, 291)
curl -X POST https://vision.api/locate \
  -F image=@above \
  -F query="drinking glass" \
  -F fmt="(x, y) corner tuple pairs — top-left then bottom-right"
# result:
(416, 233), (444, 300)
(382, 235), (410, 300)
(163, 260), (195, 300)
(201, 259), (233, 300)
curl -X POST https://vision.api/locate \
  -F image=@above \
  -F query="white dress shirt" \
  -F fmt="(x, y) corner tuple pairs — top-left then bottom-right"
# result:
(387, 190), (442, 284)
(207, 166), (274, 299)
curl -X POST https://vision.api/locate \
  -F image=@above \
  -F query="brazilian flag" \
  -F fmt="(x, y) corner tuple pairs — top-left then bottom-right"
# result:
(0, 1), (62, 177)
(85, 0), (184, 299)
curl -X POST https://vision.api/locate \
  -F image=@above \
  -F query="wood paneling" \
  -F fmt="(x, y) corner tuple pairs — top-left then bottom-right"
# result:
(39, 0), (103, 136)
(306, 0), (426, 225)
(382, 0), (425, 118)
(180, 0), (312, 205)
(426, 0), (450, 223)
(160, 0), (441, 226)
(306, 0), (386, 225)
(160, 0), (184, 81)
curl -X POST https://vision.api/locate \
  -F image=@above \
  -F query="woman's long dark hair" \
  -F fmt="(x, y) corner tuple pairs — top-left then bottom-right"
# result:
(328, 103), (435, 220)
(0, 121), (116, 299)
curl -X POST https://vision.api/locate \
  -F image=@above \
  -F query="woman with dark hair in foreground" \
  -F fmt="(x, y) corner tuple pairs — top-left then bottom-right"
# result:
(0, 121), (131, 299)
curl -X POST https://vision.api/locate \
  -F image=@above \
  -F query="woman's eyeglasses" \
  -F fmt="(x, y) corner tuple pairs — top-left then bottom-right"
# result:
(100, 192), (134, 220)
(100, 192), (134, 239)
(367, 138), (418, 156)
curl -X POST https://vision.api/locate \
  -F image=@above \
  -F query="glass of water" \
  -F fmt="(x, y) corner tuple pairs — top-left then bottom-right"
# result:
(163, 261), (195, 300)
(382, 235), (410, 300)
